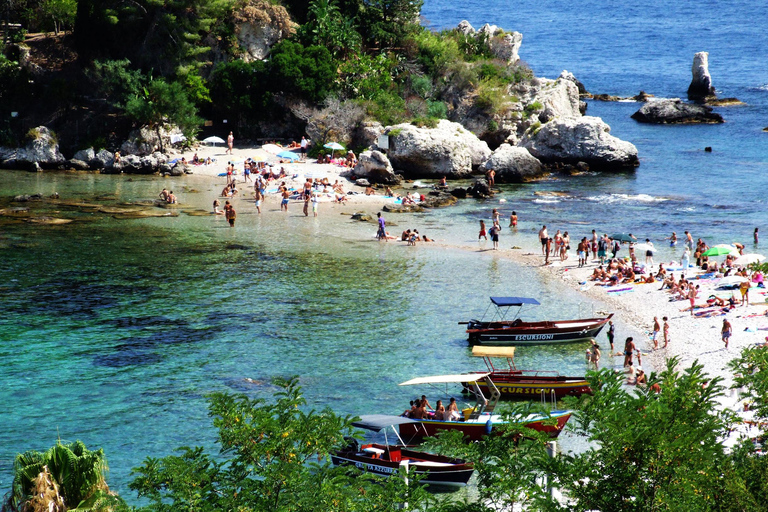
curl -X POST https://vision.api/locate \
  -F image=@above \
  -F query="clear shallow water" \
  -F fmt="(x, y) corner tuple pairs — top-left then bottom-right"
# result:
(423, 0), (768, 262)
(0, 172), (613, 499)
(3, 0), (768, 501)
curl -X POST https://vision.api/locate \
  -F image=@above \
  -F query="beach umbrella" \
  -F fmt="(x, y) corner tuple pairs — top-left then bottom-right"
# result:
(202, 136), (226, 146)
(717, 275), (749, 288)
(609, 233), (636, 243)
(277, 151), (300, 161)
(633, 243), (655, 253)
(733, 253), (765, 266)
(324, 142), (345, 158)
(702, 246), (739, 257)
(262, 144), (282, 155)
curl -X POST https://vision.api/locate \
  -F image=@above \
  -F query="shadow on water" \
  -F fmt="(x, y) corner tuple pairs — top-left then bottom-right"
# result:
(93, 326), (216, 368)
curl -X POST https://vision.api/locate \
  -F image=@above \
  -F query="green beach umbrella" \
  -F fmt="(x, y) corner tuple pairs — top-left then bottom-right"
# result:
(702, 245), (739, 257)
(609, 233), (636, 243)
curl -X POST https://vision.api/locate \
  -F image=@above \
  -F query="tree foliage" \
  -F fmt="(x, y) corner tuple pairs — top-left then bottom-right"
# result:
(129, 377), (429, 512)
(537, 358), (757, 511)
(268, 40), (336, 102)
(124, 78), (201, 147)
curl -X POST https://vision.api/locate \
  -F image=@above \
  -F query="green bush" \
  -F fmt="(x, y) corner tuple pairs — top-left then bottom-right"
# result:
(411, 117), (439, 128)
(487, 119), (499, 132)
(338, 53), (395, 101)
(475, 79), (510, 115)
(267, 40), (337, 103)
(426, 100), (447, 119)
(411, 74), (432, 99)
(525, 101), (543, 113)
(412, 30), (461, 79)
(363, 91), (407, 126)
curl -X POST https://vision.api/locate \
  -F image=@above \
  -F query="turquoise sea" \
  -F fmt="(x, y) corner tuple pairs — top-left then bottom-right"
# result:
(2, 0), (768, 501)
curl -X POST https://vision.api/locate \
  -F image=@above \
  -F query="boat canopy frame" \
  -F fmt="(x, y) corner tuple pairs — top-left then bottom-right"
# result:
(476, 297), (541, 324)
(401, 373), (501, 419)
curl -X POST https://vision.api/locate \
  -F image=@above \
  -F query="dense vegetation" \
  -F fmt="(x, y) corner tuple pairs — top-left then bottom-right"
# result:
(0, 0), (534, 152)
(7, 356), (768, 511)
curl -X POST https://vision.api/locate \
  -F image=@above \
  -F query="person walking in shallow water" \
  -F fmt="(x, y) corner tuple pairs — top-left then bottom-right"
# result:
(479, 220), (488, 241)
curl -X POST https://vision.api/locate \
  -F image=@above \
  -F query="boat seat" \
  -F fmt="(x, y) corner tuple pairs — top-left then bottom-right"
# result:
(363, 446), (385, 458)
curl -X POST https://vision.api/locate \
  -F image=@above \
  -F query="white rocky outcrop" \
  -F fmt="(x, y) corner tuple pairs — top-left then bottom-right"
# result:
(73, 147), (95, 162)
(456, 21), (522, 64)
(385, 120), (491, 178)
(520, 116), (639, 170)
(489, 31), (523, 65)
(234, 1), (295, 62)
(483, 144), (543, 182)
(120, 126), (185, 156)
(348, 150), (400, 184)
(0, 126), (65, 168)
(687, 52), (716, 100)
(521, 77), (582, 122)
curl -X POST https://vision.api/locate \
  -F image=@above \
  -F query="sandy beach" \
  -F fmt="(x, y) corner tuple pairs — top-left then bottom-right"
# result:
(177, 141), (760, 413)
(172, 142), (419, 209)
(503, 246), (765, 415)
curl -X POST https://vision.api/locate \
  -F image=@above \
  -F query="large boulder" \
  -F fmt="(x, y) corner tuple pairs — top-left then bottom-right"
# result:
(521, 116), (639, 170)
(687, 52), (716, 101)
(456, 20), (475, 36)
(73, 147), (95, 162)
(385, 120), (491, 178)
(349, 150), (400, 185)
(92, 149), (115, 169)
(531, 77), (582, 121)
(0, 126), (66, 169)
(483, 144), (544, 182)
(631, 98), (723, 124)
(120, 125), (185, 156)
(233, 1), (295, 62)
(351, 121), (384, 149)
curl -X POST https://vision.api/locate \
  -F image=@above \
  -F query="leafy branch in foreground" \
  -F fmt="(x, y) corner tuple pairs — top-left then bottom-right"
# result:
(537, 358), (755, 511)
(129, 376), (429, 512)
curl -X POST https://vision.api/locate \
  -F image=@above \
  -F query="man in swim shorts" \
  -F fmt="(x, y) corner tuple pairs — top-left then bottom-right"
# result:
(539, 225), (548, 255)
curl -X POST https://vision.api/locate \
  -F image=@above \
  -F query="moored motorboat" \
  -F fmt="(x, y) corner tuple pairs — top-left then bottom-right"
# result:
(398, 373), (571, 442)
(463, 296), (613, 345)
(464, 346), (592, 400)
(331, 415), (474, 487)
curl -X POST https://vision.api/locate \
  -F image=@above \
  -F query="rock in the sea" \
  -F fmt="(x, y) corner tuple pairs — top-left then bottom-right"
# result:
(383, 203), (424, 213)
(467, 179), (492, 198)
(385, 120), (491, 178)
(67, 159), (91, 170)
(483, 144), (543, 182)
(91, 149), (115, 169)
(688, 52), (716, 101)
(630, 99), (723, 124)
(73, 147), (95, 162)
(0, 126), (65, 169)
(532, 77), (581, 122)
(558, 70), (588, 96)
(350, 150), (400, 185)
(521, 116), (639, 170)
(350, 212), (372, 221)
(420, 192), (458, 209)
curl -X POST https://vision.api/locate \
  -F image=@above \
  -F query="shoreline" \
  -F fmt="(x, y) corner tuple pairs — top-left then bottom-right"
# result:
(174, 145), (759, 398)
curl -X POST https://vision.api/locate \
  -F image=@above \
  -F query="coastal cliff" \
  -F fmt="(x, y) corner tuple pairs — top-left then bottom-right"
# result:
(0, 3), (636, 179)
